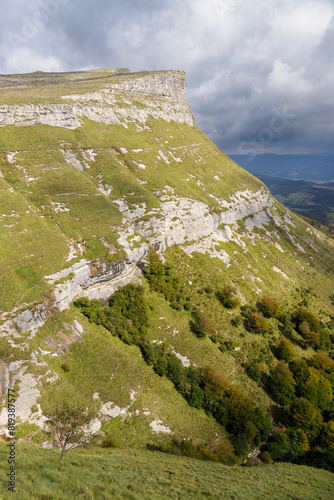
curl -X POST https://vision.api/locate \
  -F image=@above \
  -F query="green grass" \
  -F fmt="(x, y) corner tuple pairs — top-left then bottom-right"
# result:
(34, 306), (226, 449)
(0, 444), (333, 500)
(0, 111), (264, 314)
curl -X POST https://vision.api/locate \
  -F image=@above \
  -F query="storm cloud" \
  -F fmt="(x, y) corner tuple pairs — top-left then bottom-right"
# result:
(0, 0), (333, 155)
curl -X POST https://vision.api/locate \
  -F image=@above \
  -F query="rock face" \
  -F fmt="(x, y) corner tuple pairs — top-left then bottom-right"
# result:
(110, 70), (188, 100)
(0, 361), (9, 400)
(0, 70), (195, 129)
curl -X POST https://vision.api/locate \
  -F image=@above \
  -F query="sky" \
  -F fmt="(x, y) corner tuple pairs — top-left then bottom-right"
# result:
(0, 0), (334, 156)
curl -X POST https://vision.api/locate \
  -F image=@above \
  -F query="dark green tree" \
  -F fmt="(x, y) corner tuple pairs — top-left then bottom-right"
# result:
(290, 398), (323, 441)
(276, 338), (295, 363)
(269, 361), (296, 406)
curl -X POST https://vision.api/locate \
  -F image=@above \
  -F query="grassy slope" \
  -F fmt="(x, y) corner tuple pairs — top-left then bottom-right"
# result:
(0, 79), (261, 313)
(0, 444), (333, 500)
(16, 304), (226, 450)
(1, 70), (334, 479)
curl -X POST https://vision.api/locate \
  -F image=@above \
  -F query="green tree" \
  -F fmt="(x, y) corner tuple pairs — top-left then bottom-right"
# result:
(267, 430), (291, 460)
(287, 428), (310, 458)
(276, 338), (295, 363)
(289, 358), (309, 387)
(290, 398), (323, 441)
(300, 367), (333, 411)
(46, 402), (94, 464)
(145, 246), (164, 279)
(309, 352), (334, 374)
(191, 310), (214, 338)
(292, 308), (321, 334)
(269, 361), (296, 406)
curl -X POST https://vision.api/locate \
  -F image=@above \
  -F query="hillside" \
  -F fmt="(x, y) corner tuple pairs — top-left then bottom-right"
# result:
(0, 69), (334, 475)
(1, 444), (333, 500)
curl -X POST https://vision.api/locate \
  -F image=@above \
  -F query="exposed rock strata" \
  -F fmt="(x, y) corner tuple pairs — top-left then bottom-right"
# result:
(0, 185), (301, 338)
(110, 70), (188, 100)
(0, 71), (195, 129)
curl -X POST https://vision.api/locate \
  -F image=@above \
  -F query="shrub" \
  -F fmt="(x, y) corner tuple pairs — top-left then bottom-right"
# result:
(260, 297), (280, 318)
(217, 285), (240, 309)
(261, 451), (273, 464)
(101, 437), (117, 448)
(292, 308), (321, 334)
(246, 313), (268, 334)
(231, 315), (243, 327)
(191, 310), (215, 338)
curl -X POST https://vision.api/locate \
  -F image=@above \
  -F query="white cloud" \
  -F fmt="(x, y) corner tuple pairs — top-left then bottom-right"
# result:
(6, 49), (61, 74)
(267, 59), (311, 95)
(0, 0), (334, 154)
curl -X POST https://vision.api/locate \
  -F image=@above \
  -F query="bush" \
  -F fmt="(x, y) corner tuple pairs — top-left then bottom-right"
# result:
(246, 313), (268, 334)
(231, 315), (243, 327)
(191, 310), (215, 338)
(101, 437), (117, 448)
(260, 297), (280, 318)
(261, 451), (273, 464)
(292, 308), (321, 334)
(217, 285), (240, 309)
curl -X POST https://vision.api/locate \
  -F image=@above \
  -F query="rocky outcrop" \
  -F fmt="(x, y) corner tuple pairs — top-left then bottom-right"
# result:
(110, 70), (188, 101)
(0, 184), (301, 337)
(0, 71), (195, 129)
(0, 259), (143, 337)
(0, 361), (9, 401)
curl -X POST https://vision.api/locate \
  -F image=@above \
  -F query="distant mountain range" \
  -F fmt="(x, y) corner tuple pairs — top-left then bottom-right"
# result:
(230, 153), (334, 182)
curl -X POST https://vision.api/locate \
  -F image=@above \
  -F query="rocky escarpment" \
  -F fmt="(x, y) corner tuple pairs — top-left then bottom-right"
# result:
(110, 70), (188, 100)
(0, 184), (316, 339)
(0, 70), (195, 129)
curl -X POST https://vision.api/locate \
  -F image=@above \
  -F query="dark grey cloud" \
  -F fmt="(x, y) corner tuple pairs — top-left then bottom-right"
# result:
(0, 0), (334, 155)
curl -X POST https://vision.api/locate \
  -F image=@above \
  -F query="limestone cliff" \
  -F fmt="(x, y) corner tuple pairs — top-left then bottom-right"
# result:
(0, 70), (195, 129)
(0, 68), (333, 441)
